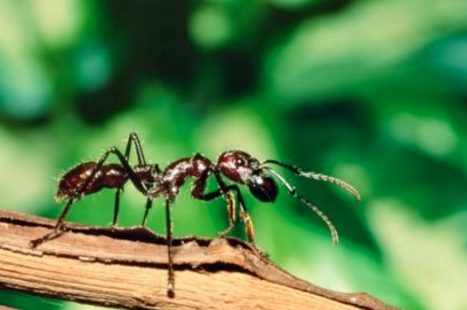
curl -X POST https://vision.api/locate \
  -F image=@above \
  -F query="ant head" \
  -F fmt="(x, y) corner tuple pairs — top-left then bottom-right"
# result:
(218, 150), (278, 202)
(247, 174), (278, 202)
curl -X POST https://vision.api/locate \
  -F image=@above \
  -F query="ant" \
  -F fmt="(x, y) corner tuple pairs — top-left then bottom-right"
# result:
(31, 132), (361, 298)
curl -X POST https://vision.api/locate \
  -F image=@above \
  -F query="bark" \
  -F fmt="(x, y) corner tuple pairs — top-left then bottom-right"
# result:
(0, 210), (400, 310)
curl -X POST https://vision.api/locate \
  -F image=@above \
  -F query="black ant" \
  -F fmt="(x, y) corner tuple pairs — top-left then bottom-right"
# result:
(31, 132), (360, 298)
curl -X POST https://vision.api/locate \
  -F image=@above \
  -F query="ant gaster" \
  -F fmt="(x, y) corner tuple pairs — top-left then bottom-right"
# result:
(31, 132), (361, 298)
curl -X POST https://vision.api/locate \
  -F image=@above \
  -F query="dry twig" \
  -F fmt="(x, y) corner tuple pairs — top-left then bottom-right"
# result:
(0, 210), (400, 310)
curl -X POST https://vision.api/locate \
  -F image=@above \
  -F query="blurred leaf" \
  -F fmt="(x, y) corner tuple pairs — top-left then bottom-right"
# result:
(0, 128), (56, 211)
(268, 0), (324, 10)
(30, 0), (86, 48)
(368, 199), (467, 310)
(189, 5), (233, 50)
(0, 1), (466, 309)
(264, 0), (467, 102)
(0, 57), (53, 120)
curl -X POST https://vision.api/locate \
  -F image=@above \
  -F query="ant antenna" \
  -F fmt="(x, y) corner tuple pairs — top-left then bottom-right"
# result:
(263, 160), (361, 201)
(264, 167), (339, 245)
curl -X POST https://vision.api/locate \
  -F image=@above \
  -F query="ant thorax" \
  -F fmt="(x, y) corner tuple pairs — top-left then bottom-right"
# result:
(148, 154), (214, 200)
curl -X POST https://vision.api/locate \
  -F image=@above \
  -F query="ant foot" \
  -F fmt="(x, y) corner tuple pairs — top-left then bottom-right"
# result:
(217, 231), (228, 239)
(167, 285), (175, 298)
(248, 242), (269, 258)
(217, 223), (234, 239)
(29, 238), (42, 249)
(29, 227), (65, 249)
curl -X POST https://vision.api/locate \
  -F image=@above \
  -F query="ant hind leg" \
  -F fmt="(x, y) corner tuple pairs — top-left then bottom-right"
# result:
(30, 198), (75, 248)
(32, 145), (145, 248)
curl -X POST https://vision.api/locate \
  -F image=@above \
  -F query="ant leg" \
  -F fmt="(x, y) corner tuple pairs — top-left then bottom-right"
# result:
(65, 146), (149, 198)
(95, 147), (149, 194)
(112, 189), (122, 227)
(192, 175), (236, 238)
(33, 147), (147, 248)
(165, 196), (175, 298)
(112, 132), (151, 226)
(141, 198), (153, 226)
(124, 132), (148, 165)
(220, 191), (236, 238)
(123, 133), (161, 226)
(214, 174), (255, 243)
(30, 198), (75, 247)
(231, 187), (255, 243)
(194, 188), (237, 238)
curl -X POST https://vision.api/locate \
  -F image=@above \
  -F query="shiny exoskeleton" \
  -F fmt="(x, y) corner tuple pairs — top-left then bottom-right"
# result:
(56, 162), (159, 224)
(31, 132), (361, 298)
(35, 132), (160, 239)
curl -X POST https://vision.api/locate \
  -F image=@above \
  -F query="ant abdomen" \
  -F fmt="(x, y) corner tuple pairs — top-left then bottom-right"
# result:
(56, 162), (127, 200)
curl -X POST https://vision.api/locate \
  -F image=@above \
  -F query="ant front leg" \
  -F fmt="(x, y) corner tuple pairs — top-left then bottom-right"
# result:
(218, 191), (236, 238)
(230, 187), (255, 243)
(193, 173), (255, 243)
(214, 173), (256, 243)
(191, 174), (236, 238)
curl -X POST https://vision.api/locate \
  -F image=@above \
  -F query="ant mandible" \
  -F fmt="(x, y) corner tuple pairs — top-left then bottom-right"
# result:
(31, 132), (361, 298)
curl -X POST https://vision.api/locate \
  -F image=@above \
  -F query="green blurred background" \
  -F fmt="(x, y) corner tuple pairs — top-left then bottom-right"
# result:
(0, 0), (466, 309)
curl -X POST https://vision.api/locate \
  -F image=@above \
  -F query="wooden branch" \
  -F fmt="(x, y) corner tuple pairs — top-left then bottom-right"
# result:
(0, 305), (21, 310)
(0, 210), (400, 310)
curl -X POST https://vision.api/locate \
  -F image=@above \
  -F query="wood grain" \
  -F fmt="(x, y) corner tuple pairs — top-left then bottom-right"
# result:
(0, 210), (401, 310)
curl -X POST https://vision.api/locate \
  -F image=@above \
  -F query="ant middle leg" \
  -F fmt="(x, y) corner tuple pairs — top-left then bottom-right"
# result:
(122, 132), (160, 227)
(97, 146), (151, 225)
(124, 132), (148, 166)
(164, 196), (175, 298)
(112, 132), (153, 227)
(141, 198), (153, 226)
(112, 188), (122, 227)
